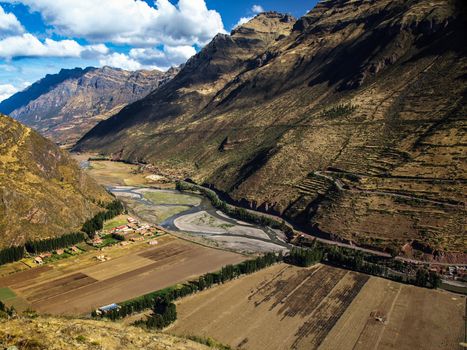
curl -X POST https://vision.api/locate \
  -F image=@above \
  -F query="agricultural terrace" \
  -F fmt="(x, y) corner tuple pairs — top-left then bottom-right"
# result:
(171, 263), (466, 350)
(0, 235), (245, 315)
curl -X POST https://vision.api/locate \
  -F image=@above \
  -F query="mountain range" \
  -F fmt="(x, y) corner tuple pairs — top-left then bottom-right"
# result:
(73, 0), (466, 259)
(0, 66), (179, 146)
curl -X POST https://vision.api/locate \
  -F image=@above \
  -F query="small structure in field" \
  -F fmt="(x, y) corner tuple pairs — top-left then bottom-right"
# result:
(127, 217), (137, 224)
(55, 249), (64, 255)
(34, 257), (43, 265)
(95, 303), (120, 315)
(91, 237), (103, 246)
(71, 246), (79, 253)
(95, 255), (110, 262)
(39, 253), (52, 259)
(148, 240), (158, 246)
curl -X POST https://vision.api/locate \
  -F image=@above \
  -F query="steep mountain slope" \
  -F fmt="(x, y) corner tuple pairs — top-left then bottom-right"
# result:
(75, 1), (466, 259)
(0, 114), (111, 247)
(0, 66), (179, 146)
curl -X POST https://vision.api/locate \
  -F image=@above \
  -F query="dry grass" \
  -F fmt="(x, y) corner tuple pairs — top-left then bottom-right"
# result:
(171, 263), (466, 350)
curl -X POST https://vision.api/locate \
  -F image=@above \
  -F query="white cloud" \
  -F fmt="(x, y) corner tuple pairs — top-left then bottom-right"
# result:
(233, 17), (253, 29)
(251, 5), (264, 14)
(99, 53), (142, 71)
(0, 83), (18, 102)
(4, 0), (226, 46)
(129, 45), (195, 70)
(0, 6), (24, 37)
(0, 33), (109, 59)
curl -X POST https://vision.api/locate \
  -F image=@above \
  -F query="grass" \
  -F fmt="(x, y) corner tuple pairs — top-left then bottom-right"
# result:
(154, 206), (191, 221)
(142, 190), (201, 206)
(103, 215), (128, 230)
(0, 287), (16, 301)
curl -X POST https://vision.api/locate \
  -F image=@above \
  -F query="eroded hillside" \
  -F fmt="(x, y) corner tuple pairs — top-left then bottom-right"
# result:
(0, 66), (179, 146)
(75, 1), (466, 259)
(0, 114), (111, 247)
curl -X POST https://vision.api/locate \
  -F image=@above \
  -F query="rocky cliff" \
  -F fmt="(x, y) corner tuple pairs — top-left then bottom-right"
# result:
(0, 66), (179, 146)
(75, 1), (466, 259)
(0, 114), (111, 247)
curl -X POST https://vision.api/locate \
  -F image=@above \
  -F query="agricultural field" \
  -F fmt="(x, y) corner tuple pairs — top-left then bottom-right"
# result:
(0, 236), (245, 315)
(171, 263), (466, 350)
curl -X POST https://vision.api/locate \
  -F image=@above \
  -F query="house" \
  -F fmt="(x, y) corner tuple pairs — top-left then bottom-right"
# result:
(92, 237), (103, 245)
(115, 225), (128, 231)
(55, 249), (64, 255)
(148, 240), (158, 245)
(127, 217), (137, 224)
(39, 253), (52, 259)
(96, 303), (120, 315)
(71, 246), (79, 253)
(34, 257), (43, 265)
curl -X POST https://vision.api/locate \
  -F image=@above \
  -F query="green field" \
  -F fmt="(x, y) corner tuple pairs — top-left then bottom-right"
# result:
(103, 215), (128, 230)
(0, 287), (16, 301)
(142, 190), (201, 206)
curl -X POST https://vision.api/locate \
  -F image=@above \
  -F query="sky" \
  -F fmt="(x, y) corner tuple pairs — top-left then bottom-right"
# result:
(0, 0), (317, 102)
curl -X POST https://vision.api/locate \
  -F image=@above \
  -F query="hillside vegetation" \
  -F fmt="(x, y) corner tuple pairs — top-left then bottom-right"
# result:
(75, 0), (466, 259)
(0, 114), (111, 247)
(0, 316), (210, 350)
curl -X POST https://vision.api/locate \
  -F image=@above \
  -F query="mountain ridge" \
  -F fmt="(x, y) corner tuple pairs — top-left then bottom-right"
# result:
(0, 66), (179, 146)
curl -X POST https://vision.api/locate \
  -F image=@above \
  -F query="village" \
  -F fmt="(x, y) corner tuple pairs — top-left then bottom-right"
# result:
(33, 216), (164, 265)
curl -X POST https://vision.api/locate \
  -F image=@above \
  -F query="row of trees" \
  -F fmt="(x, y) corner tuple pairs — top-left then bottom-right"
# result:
(287, 246), (323, 267)
(98, 252), (283, 321)
(0, 246), (24, 265)
(82, 200), (124, 238)
(145, 296), (177, 329)
(0, 200), (124, 266)
(0, 232), (85, 265)
(25, 232), (85, 254)
(293, 241), (442, 289)
(176, 181), (294, 241)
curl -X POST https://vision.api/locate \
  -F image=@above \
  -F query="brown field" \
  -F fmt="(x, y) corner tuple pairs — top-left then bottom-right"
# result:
(170, 263), (466, 350)
(0, 236), (245, 315)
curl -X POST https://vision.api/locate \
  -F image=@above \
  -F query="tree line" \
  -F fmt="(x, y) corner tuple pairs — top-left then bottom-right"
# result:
(0, 246), (24, 265)
(96, 252), (283, 323)
(25, 232), (85, 254)
(176, 181), (294, 241)
(0, 199), (124, 266)
(0, 232), (85, 265)
(295, 240), (441, 289)
(81, 200), (124, 238)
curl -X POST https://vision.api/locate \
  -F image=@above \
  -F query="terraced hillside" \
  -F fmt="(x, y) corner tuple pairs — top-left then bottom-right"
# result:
(0, 66), (178, 146)
(0, 114), (111, 247)
(75, 1), (467, 259)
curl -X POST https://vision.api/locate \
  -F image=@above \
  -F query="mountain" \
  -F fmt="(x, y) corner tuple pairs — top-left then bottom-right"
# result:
(74, 1), (466, 259)
(0, 114), (111, 247)
(0, 66), (179, 146)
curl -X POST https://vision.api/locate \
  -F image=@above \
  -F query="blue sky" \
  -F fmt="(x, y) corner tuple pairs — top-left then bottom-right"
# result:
(0, 0), (317, 101)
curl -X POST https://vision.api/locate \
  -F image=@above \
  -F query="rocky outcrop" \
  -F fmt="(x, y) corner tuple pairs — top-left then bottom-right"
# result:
(0, 66), (179, 146)
(75, 1), (466, 258)
(0, 114), (111, 247)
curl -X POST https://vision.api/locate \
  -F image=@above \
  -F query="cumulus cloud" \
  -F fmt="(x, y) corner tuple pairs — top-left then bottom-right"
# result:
(129, 45), (195, 70)
(233, 17), (253, 29)
(0, 33), (109, 60)
(251, 5), (264, 14)
(0, 6), (24, 37)
(4, 0), (226, 46)
(0, 83), (18, 102)
(99, 53), (143, 71)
